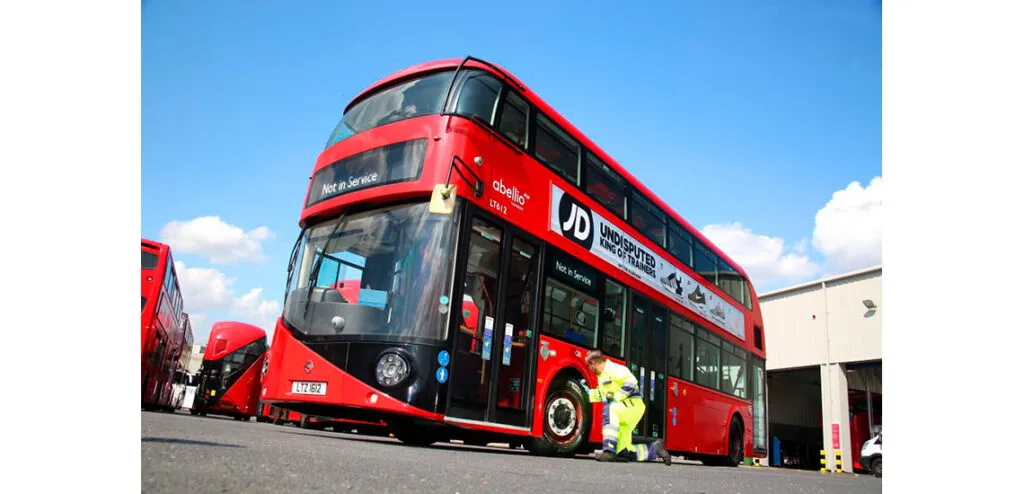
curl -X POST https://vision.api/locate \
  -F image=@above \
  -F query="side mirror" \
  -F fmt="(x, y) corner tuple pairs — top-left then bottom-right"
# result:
(429, 184), (457, 215)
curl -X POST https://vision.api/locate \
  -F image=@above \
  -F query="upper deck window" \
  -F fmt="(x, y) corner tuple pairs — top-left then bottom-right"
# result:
(535, 113), (580, 185)
(667, 221), (693, 269)
(717, 258), (746, 308)
(497, 91), (529, 148)
(324, 70), (454, 149)
(629, 191), (666, 247)
(142, 251), (158, 270)
(585, 153), (627, 219)
(693, 240), (718, 285)
(450, 70), (502, 125)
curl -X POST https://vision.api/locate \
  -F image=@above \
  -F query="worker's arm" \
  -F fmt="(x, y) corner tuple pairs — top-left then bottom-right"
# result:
(610, 366), (640, 403)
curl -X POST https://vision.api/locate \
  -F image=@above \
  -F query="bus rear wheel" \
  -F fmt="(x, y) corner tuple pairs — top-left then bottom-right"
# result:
(703, 417), (744, 467)
(527, 377), (589, 457)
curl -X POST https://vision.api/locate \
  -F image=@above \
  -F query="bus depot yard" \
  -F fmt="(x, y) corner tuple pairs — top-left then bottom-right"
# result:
(142, 56), (884, 491)
(142, 410), (880, 494)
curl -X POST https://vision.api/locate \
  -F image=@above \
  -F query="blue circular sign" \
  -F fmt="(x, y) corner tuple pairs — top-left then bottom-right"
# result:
(437, 350), (450, 367)
(440, 295), (450, 305)
(436, 367), (449, 383)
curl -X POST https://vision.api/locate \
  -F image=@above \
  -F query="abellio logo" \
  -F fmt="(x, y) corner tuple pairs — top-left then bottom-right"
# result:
(492, 179), (530, 210)
(558, 193), (593, 250)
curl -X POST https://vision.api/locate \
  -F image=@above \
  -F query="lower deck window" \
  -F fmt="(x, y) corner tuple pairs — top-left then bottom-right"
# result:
(541, 277), (599, 347)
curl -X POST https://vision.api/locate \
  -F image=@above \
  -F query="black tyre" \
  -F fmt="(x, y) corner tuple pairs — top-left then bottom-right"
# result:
(299, 414), (314, 429)
(272, 410), (284, 425)
(871, 457), (882, 477)
(701, 417), (744, 467)
(526, 377), (589, 457)
(724, 417), (744, 467)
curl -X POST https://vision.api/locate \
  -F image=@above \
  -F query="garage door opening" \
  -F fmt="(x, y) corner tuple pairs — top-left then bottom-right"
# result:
(767, 367), (822, 470)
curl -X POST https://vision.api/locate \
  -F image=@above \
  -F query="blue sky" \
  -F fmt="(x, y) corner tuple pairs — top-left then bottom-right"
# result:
(142, 0), (881, 343)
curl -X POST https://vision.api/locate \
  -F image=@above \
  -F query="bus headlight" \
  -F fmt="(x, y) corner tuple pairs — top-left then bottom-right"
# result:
(375, 353), (410, 387)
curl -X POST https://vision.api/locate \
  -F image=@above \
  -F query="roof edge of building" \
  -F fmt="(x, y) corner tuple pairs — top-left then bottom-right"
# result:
(760, 264), (882, 300)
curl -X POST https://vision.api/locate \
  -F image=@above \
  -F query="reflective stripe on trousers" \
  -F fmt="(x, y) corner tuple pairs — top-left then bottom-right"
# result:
(602, 398), (659, 462)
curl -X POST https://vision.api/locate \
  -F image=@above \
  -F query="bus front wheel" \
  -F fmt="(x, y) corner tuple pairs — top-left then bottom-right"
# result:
(527, 377), (589, 457)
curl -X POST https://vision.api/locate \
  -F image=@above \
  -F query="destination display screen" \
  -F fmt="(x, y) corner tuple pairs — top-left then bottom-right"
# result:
(306, 139), (428, 207)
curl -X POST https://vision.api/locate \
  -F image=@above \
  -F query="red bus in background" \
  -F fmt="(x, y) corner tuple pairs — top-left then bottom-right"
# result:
(191, 321), (267, 421)
(141, 239), (185, 411)
(170, 315), (195, 410)
(262, 56), (768, 465)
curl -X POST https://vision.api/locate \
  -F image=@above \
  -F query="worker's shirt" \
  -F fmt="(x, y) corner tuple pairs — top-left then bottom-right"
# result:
(588, 360), (642, 404)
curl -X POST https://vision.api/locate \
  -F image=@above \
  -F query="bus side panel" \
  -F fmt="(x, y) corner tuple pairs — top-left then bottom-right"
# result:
(664, 377), (698, 454)
(218, 354), (265, 416)
(683, 382), (753, 457)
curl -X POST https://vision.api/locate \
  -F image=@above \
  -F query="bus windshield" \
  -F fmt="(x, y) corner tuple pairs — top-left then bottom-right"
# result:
(324, 70), (454, 149)
(282, 202), (459, 342)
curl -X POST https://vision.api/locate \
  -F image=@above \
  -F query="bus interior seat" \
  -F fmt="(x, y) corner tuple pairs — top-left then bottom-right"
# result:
(321, 289), (344, 303)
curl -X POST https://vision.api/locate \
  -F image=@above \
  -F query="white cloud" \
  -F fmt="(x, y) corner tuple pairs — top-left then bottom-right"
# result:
(160, 216), (272, 264)
(701, 222), (820, 289)
(174, 261), (281, 343)
(812, 176), (883, 272)
(230, 288), (282, 340)
(174, 261), (235, 313)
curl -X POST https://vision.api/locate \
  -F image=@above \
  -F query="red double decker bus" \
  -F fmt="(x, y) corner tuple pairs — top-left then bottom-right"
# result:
(191, 321), (267, 420)
(141, 239), (185, 411)
(169, 314), (195, 410)
(262, 57), (768, 465)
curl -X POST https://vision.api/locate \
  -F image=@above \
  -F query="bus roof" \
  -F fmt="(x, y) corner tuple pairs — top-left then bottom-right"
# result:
(141, 238), (167, 252)
(204, 321), (266, 361)
(342, 57), (750, 280)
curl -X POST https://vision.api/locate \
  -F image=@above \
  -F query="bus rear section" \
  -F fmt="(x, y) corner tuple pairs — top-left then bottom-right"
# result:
(191, 321), (267, 421)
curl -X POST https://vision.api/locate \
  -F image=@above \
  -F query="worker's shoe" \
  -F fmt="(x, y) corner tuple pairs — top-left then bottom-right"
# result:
(653, 440), (672, 466)
(595, 451), (619, 462)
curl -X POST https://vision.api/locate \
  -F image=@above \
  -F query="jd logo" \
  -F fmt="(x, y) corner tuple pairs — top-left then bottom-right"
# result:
(558, 193), (593, 250)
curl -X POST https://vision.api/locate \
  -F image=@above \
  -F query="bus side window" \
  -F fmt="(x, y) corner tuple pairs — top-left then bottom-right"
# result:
(497, 90), (529, 149)
(453, 70), (502, 125)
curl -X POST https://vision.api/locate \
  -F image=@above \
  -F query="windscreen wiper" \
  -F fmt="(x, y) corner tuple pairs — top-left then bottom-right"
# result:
(303, 214), (346, 318)
(283, 231), (303, 301)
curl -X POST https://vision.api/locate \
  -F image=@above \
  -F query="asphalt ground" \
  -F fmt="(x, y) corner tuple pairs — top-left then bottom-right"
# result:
(142, 410), (882, 493)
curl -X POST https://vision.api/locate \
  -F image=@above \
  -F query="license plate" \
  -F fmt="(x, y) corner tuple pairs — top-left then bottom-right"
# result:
(291, 381), (327, 396)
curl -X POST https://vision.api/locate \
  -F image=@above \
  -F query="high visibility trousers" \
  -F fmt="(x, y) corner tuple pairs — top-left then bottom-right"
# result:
(602, 398), (659, 462)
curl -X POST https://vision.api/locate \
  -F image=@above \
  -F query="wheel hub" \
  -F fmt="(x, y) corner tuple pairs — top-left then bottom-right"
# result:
(546, 397), (577, 437)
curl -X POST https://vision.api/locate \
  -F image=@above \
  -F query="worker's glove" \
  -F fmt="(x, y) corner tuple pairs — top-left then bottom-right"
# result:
(612, 391), (629, 403)
(580, 379), (602, 403)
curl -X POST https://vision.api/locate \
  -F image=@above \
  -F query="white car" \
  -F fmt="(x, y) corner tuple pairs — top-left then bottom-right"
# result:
(861, 432), (882, 476)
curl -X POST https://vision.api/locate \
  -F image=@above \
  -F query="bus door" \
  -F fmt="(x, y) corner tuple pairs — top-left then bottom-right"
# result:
(447, 208), (540, 429)
(626, 294), (669, 440)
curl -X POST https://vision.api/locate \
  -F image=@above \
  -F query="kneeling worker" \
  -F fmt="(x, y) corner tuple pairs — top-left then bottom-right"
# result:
(585, 350), (672, 465)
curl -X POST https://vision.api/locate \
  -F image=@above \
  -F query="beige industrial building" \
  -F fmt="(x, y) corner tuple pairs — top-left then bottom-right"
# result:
(759, 265), (882, 472)
(184, 344), (206, 374)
